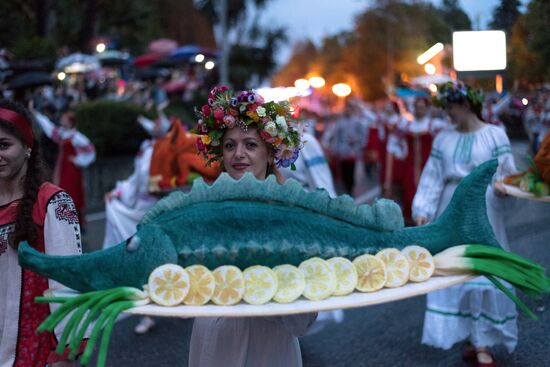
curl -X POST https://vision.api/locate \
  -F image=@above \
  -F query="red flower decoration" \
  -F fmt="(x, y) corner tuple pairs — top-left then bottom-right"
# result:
(201, 104), (211, 117)
(213, 107), (225, 121)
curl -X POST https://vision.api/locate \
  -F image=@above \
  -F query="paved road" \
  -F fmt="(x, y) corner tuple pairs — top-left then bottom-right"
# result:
(80, 139), (550, 366)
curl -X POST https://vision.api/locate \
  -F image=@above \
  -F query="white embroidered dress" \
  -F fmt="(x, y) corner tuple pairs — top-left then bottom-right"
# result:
(412, 124), (519, 352)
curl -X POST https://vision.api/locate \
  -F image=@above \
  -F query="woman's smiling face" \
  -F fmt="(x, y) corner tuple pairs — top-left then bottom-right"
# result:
(0, 127), (27, 181)
(222, 126), (272, 180)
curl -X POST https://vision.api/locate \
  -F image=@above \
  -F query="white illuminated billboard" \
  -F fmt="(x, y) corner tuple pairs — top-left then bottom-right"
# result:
(453, 31), (506, 71)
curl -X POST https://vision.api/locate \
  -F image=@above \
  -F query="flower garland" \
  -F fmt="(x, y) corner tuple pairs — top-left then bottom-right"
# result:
(194, 86), (302, 169)
(432, 81), (484, 110)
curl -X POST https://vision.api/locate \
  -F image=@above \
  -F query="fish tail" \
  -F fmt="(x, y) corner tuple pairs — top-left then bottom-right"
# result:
(430, 159), (500, 253)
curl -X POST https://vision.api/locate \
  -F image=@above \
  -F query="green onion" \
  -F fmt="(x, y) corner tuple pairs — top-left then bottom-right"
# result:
(36, 287), (149, 367)
(434, 244), (550, 320)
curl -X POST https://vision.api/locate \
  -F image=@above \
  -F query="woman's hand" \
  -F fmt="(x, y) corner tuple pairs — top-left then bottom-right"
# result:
(414, 216), (429, 226)
(493, 181), (507, 197)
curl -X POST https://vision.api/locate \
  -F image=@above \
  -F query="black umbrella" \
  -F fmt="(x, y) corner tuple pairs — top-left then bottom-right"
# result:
(7, 71), (54, 90)
(133, 68), (169, 81)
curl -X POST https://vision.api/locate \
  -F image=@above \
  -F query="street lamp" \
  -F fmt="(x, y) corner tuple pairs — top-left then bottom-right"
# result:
(332, 83), (351, 97)
(308, 76), (325, 88)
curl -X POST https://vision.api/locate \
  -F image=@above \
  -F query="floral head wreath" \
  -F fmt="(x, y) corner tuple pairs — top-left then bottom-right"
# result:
(432, 81), (484, 110)
(194, 86), (302, 169)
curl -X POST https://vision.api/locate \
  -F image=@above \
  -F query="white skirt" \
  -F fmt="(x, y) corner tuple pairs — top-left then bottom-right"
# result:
(422, 184), (518, 353)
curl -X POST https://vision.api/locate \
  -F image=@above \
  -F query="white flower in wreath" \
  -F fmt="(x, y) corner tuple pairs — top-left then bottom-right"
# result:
(264, 121), (278, 136)
(275, 115), (288, 131)
(256, 106), (266, 117)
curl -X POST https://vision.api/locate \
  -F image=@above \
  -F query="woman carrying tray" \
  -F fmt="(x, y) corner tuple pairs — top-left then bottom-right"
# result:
(412, 82), (518, 367)
(0, 100), (83, 366)
(189, 86), (317, 367)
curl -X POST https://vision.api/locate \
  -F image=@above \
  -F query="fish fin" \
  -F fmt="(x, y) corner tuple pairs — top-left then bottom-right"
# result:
(141, 172), (403, 232)
(430, 159), (500, 253)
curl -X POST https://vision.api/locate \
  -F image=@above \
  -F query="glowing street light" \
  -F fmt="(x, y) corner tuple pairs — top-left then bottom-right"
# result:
(195, 54), (205, 63)
(96, 43), (106, 53)
(57, 72), (66, 81)
(332, 83), (351, 97)
(205, 61), (215, 70)
(308, 76), (325, 88)
(522, 98), (528, 106)
(417, 42), (444, 65)
(294, 78), (310, 90)
(424, 63), (436, 75)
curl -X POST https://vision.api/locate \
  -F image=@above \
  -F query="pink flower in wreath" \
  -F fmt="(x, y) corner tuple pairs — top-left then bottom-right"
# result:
(213, 107), (225, 121)
(223, 115), (236, 128)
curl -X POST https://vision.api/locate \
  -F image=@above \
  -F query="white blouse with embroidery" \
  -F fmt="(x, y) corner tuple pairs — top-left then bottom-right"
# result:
(412, 124), (517, 221)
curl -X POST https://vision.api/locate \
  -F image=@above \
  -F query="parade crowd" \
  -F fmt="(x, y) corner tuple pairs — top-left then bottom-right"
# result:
(1, 45), (550, 367)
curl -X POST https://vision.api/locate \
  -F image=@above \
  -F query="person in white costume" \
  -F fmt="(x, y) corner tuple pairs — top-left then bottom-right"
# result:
(102, 107), (170, 334)
(413, 82), (518, 367)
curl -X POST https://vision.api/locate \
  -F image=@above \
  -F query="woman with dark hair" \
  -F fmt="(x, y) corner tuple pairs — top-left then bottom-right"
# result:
(189, 87), (317, 367)
(0, 100), (83, 366)
(412, 82), (518, 367)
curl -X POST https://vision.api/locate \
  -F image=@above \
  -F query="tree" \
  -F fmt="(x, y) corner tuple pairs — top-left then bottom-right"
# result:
(507, 0), (550, 85)
(438, 0), (472, 32)
(195, 0), (286, 89)
(489, 0), (521, 35)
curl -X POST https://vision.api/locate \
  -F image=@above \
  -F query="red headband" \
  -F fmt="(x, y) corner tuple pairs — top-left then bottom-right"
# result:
(0, 108), (34, 148)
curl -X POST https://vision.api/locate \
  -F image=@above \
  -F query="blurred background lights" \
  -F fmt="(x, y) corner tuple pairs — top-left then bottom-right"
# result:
(332, 83), (351, 97)
(308, 76), (326, 88)
(429, 83), (438, 93)
(522, 98), (529, 106)
(205, 61), (215, 70)
(57, 72), (66, 81)
(95, 43), (106, 53)
(195, 54), (205, 63)
(424, 63), (436, 75)
(294, 78), (310, 90)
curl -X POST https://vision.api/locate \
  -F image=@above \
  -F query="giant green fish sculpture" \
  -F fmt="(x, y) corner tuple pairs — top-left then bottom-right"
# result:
(17, 159), (550, 367)
(20, 160), (502, 291)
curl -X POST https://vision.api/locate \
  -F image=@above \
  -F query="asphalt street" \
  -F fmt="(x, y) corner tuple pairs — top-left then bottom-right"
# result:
(80, 139), (550, 366)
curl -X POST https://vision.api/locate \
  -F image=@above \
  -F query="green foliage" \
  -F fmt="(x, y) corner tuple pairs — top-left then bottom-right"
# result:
(438, 0), (472, 32)
(273, 0), (472, 100)
(508, 0), (550, 83)
(489, 0), (521, 34)
(11, 37), (57, 61)
(75, 100), (149, 157)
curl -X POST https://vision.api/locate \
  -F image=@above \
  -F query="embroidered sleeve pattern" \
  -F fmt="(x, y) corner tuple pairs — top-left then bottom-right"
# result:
(44, 191), (83, 339)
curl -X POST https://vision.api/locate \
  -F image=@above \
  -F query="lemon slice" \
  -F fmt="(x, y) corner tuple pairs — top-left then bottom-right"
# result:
(184, 265), (216, 305)
(327, 257), (358, 296)
(211, 265), (245, 306)
(242, 266), (278, 305)
(376, 248), (410, 288)
(353, 254), (387, 292)
(299, 257), (337, 301)
(148, 264), (190, 306)
(273, 265), (306, 304)
(402, 246), (435, 282)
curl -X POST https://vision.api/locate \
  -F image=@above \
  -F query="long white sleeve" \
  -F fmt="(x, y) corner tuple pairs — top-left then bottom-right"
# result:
(411, 136), (445, 221)
(43, 191), (82, 339)
(34, 112), (60, 142)
(70, 131), (96, 167)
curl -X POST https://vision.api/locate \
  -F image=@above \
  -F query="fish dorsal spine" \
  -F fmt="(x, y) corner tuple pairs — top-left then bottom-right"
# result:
(140, 172), (403, 232)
